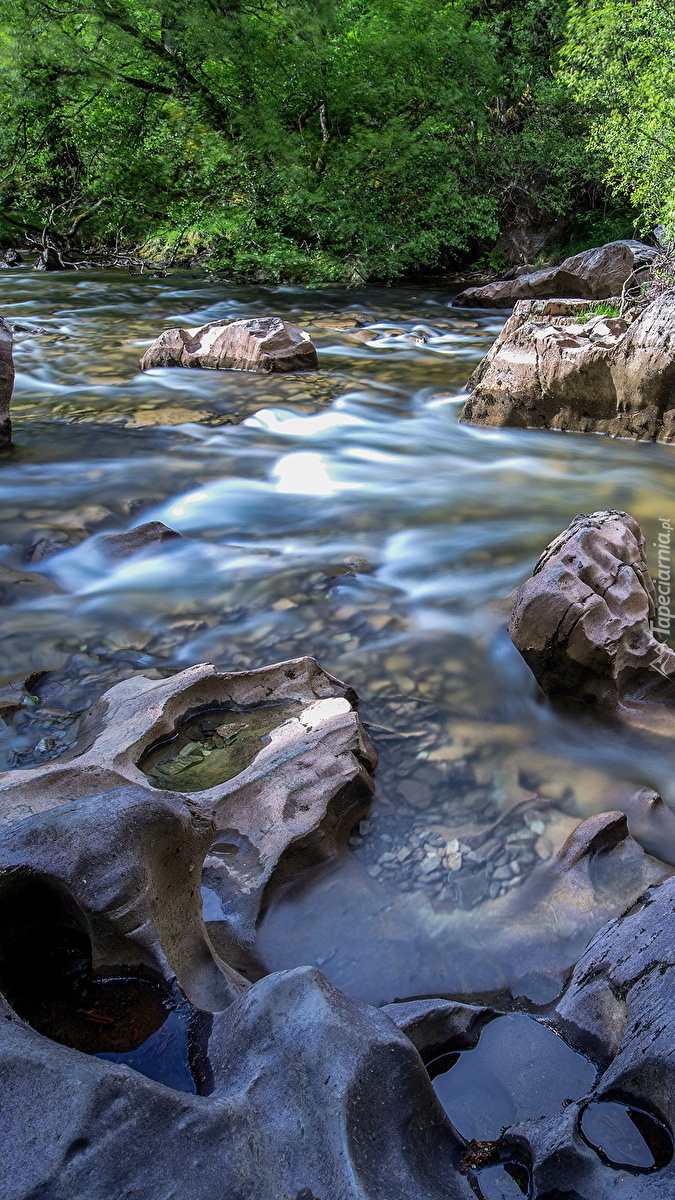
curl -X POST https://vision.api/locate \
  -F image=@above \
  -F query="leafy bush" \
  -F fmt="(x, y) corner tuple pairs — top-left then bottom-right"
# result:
(0, 0), (617, 281)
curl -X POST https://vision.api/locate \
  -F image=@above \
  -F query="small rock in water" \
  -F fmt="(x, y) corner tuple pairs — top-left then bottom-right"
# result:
(141, 316), (318, 374)
(97, 522), (183, 563)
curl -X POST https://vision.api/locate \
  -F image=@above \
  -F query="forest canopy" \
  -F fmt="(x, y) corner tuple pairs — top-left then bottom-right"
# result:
(0, 0), (657, 282)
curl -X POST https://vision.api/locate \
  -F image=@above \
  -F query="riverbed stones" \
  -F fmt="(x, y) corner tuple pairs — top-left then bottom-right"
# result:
(141, 316), (319, 373)
(508, 510), (675, 714)
(0, 315), (13, 447)
(454, 239), (656, 307)
(460, 293), (675, 441)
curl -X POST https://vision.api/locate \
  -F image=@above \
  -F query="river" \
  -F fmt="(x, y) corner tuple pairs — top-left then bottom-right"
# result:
(1, 269), (674, 1007)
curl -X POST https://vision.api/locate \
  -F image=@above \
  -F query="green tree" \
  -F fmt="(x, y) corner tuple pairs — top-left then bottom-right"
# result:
(0, 0), (614, 280)
(562, 0), (675, 236)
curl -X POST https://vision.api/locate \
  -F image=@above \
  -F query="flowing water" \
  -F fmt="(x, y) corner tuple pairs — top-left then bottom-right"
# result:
(2, 268), (675, 1006)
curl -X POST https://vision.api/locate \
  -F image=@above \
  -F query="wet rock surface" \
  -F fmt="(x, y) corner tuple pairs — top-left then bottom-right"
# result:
(0, 656), (377, 975)
(454, 240), (656, 308)
(0, 962), (475, 1200)
(0, 677), (472, 1200)
(141, 315), (319, 373)
(3, 690), (675, 1198)
(460, 294), (675, 442)
(95, 519), (183, 561)
(508, 510), (675, 714)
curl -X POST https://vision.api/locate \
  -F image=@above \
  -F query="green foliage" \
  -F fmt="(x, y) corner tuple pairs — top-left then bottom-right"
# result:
(562, 0), (675, 237)
(577, 301), (621, 320)
(0, 0), (618, 280)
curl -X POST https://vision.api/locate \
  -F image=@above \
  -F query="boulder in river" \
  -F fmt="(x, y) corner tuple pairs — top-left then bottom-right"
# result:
(141, 316), (319, 373)
(0, 316), (14, 448)
(460, 294), (675, 441)
(454, 239), (657, 307)
(509, 510), (675, 714)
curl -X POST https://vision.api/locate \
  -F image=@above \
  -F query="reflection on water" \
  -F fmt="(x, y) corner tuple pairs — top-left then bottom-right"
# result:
(428, 1013), (596, 1141)
(579, 1100), (674, 1172)
(1, 269), (675, 1001)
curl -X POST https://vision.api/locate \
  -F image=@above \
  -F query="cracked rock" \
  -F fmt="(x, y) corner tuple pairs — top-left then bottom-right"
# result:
(141, 316), (319, 373)
(460, 293), (675, 441)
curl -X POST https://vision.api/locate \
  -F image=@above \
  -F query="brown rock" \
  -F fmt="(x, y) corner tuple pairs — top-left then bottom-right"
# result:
(96, 521), (183, 562)
(0, 316), (13, 447)
(460, 294), (675, 441)
(141, 316), (318, 374)
(508, 510), (675, 713)
(454, 240), (656, 307)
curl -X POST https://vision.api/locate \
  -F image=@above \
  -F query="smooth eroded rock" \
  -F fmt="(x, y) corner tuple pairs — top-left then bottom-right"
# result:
(0, 656), (377, 969)
(454, 240), (656, 307)
(510, 873), (675, 1197)
(141, 316), (318, 373)
(460, 294), (675, 441)
(0, 963), (473, 1200)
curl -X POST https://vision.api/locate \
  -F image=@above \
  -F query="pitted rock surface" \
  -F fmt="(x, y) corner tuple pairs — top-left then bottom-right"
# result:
(0, 656), (377, 971)
(460, 294), (675, 442)
(505, 874), (675, 1198)
(141, 315), (318, 373)
(454, 240), (656, 308)
(508, 510), (675, 712)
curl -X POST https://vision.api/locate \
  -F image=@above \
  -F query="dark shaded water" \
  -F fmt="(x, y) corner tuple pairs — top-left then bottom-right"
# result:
(1, 268), (675, 1004)
(429, 1013), (597, 1141)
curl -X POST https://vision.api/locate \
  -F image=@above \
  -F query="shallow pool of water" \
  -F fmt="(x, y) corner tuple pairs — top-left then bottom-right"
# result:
(1, 268), (674, 1003)
(140, 701), (300, 790)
